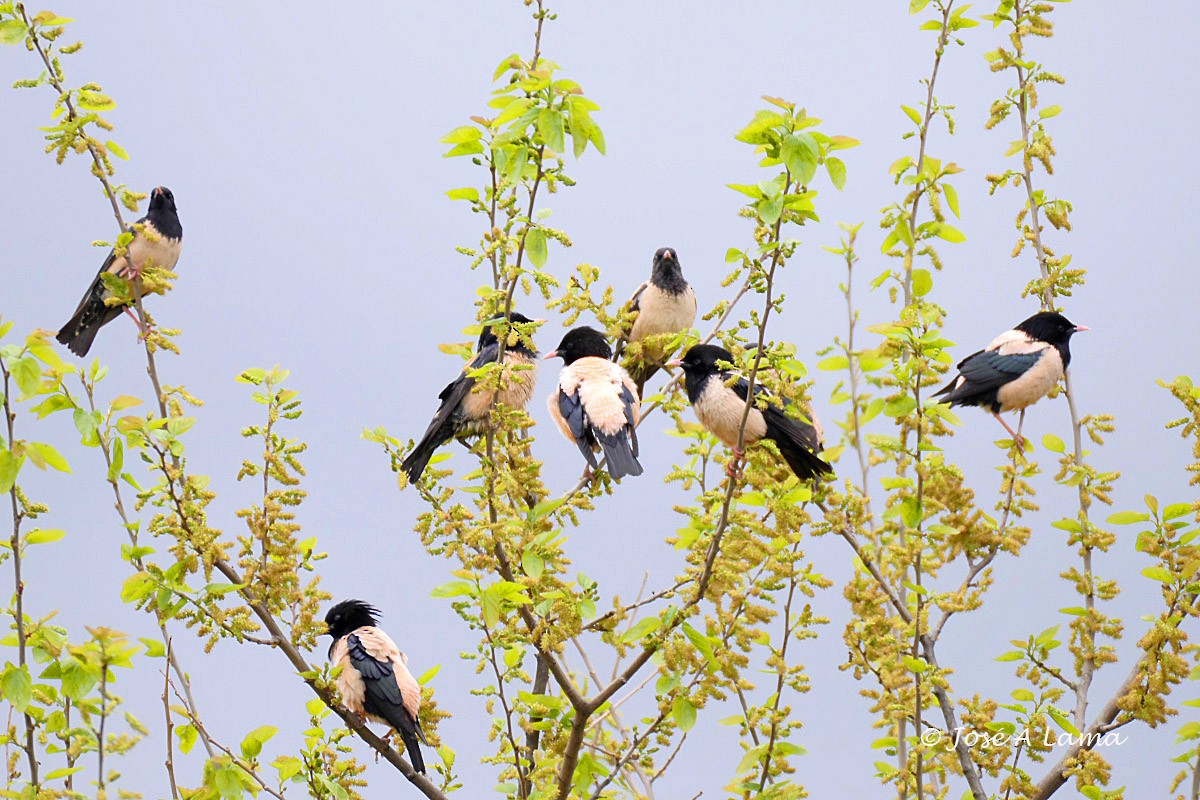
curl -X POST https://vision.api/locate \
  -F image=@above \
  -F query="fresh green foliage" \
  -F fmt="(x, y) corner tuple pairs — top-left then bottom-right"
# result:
(1, 2), (1197, 800)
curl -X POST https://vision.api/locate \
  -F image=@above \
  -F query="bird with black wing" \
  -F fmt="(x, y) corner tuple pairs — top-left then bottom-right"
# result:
(670, 344), (832, 480)
(56, 186), (182, 357)
(401, 312), (539, 484)
(545, 326), (643, 481)
(325, 599), (428, 773)
(613, 247), (696, 396)
(934, 310), (1087, 446)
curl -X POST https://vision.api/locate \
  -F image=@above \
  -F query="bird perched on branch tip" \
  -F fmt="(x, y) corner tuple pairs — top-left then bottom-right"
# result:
(934, 310), (1088, 447)
(56, 186), (182, 357)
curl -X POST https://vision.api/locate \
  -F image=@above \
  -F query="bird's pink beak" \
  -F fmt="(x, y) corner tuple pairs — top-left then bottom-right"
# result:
(543, 350), (559, 360)
(662, 250), (673, 260)
(1074, 325), (1090, 332)
(666, 358), (682, 368)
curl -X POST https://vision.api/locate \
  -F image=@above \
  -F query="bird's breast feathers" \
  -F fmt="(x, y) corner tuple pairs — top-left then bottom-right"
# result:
(460, 352), (538, 422)
(694, 377), (767, 448)
(556, 358), (639, 436)
(102, 221), (183, 284)
(629, 284), (697, 343)
(996, 346), (1063, 412)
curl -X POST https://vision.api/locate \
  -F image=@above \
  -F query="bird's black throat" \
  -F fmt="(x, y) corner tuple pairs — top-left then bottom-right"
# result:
(651, 259), (689, 296)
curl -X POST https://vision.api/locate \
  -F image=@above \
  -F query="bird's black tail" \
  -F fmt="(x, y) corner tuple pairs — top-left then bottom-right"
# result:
(56, 301), (121, 357)
(400, 427), (454, 484)
(597, 430), (643, 481)
(766, 417), (833, 481)
(397, 720), (426, 774)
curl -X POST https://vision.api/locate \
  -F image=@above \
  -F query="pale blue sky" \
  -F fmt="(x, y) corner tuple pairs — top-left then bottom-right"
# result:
(2, 1), (1197, 797)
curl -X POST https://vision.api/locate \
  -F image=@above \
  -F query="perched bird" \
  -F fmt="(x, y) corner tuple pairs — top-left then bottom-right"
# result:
(935, 310), (1088, 445)
(670, 344), (832, 480)
(325, 599), (428, 773)
(401, 312), (539, 483)
(613, 247), (697, 395)
(545, 326), (643, 481)
(56, 186), (183, 357)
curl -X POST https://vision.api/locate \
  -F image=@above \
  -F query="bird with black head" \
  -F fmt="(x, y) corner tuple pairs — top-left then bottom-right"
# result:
(935, 310), (1088, 446)
(670, 344), (832, 481)
(57, 186), (183, 356)
(613, 247), (697, 396)
(545, 326), (643, 481)
(324, 599), (428, 773)
(401, 312), (540, 483)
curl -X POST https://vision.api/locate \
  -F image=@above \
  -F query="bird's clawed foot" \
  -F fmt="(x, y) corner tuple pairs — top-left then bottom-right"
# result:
(725, 448), (746, 480)
(992, 412), (1027, 451)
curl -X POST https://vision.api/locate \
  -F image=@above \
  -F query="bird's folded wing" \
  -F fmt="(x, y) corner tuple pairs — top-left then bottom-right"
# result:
(618, 376), (640, 455)
(557, 386), (589, 444)
(731, 377), (821, 451)
(957, 347), (1045, 390)
(347, 630), (420, 719)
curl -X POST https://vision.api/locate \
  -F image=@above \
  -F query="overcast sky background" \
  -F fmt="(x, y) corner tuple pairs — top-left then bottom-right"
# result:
(2, 1), (1197, 797)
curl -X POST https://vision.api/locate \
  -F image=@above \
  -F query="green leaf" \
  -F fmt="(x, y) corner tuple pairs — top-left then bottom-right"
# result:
(1107, 511), (1149, 525)
(909, 0), (932, 12)
(621, 617), (661, 643)
(536, 108), (565, 153)
(672, 695), (697, 732)
(995, 650), (1024, 662)
(1042, 433), (1065, 453)
(900, 497), (922, 529)
(825, 157), (846, 190)
(240, 725), (278, 759)
(273, 756), (303, 782)
(1039, 105), (1062, 119)
(12, 356), (40, 397)
(1046, 706), (1079, 735)
(901, 104), (922, 126)
(0, 20), (26, 44)
(3, 665), (32, 712)
(177, 724), (198, 755)
(215, 765), (244, 799)
(933, 223), (967, 243)
(25, 529), (65, 545)
(1011, 688), (1035, 702)
(0, 449), (20, 494)
(521, 551), (544, 579)
(29, 442), (70, 473)
(44, 766), (84, 781)
(446, 187), (479, 203)
(105, 140), (129, 160)
(911, 268), (933, 297)
(780, 133), (819, 184)
(942, 182), (960, 218)
(1141, 566), (1173, 583)
(440, 125), (482, 145)
(525, 227), (548, 269)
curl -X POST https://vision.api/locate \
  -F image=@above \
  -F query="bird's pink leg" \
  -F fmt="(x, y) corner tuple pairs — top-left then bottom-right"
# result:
(725, 446), (746, 479)
(992, 411), (1025, 449)
(123, 306), (146, 335)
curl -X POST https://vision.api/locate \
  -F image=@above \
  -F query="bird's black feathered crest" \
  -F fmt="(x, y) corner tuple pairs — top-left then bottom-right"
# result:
(324, 599), (381, 638)
(1014, 311), (1080, 344)
(553, 326), (612, 364)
